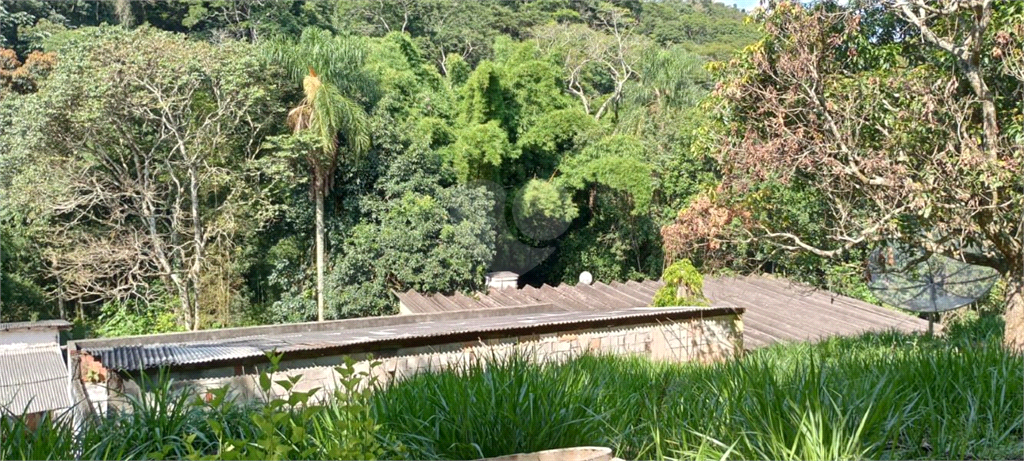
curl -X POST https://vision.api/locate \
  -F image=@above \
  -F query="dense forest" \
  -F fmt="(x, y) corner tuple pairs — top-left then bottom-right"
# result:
(0, 0), (1020, 346)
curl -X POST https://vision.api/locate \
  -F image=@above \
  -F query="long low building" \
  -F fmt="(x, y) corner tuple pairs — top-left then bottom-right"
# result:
(70, 304), (744, 414)
(66, 274), (932, 417)
(396, 274), (933, 349)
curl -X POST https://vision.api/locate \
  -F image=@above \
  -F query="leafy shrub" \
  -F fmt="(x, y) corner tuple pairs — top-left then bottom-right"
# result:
(943, 310), (1005, 345)
(94, 293), (184, 338)
(188, 353), (393, 460)
(653, 258), (709, 306)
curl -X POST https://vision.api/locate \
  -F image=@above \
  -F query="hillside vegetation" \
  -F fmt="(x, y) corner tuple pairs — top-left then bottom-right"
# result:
(0, 0), (1020, 349)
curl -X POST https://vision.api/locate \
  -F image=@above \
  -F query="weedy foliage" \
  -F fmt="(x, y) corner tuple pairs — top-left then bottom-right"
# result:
(1, 353), (398, 460)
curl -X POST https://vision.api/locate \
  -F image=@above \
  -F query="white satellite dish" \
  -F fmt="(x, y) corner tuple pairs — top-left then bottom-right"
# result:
(579, 271), (594, 285)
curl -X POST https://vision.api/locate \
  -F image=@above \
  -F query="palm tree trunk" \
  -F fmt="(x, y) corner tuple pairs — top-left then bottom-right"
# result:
(315, 186), (326, 322)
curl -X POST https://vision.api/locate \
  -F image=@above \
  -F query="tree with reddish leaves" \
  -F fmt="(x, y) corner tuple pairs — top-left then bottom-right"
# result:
(664, 0), (1023, 350)
(0, 48), (55, 95)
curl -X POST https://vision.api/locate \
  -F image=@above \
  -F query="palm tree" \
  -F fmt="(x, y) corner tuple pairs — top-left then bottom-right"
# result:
(265, 28), (374, 321)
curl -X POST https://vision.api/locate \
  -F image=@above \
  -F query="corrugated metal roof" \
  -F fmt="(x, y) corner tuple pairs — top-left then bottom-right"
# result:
(0, 319), (73, 332)
(76, 306), (737, 372)
(86, 345), (267, 371)
(397, 274), (934, 349)
(0, 344), (72, 414)
(397, 280), (666, 313)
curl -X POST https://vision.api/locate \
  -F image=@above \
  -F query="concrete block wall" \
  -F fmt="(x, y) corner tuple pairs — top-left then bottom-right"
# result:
(170, 313), (743, 405)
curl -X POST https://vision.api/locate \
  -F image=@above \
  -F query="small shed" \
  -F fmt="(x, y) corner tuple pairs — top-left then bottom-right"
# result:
(0, 319), (72, 346)
(0, 320), (74, 425)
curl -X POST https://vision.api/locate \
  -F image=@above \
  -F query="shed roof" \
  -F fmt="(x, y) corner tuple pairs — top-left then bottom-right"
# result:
(397, 274), (933, 349)
(73, 305), (742, 372)
(0, 319), (73, 332)
(0, 344), (72, 415)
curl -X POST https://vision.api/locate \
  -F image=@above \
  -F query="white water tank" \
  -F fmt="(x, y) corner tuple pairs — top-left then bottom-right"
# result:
(486, 271), (519, 290)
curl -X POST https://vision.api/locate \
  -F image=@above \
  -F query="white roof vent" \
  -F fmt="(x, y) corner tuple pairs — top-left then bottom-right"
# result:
(578, 271), (594, 285)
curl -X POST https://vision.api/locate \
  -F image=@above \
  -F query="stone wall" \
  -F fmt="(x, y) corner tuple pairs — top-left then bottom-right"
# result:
(135, 313), (743, 406)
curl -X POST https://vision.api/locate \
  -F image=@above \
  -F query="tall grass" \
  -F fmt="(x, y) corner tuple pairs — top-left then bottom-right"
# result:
(367, 352), (611, 459)
(2, 316), (1020, 460)
(370, 318), (1023, 460)
(1, 358), (387, 460)
(1, 372), (257, 460)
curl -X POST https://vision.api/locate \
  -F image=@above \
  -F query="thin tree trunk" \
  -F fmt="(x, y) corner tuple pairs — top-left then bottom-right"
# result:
(57, 278), (66, 320)
(188, 164), (204, 331)
(963, 65), (1000, 158)
(113, 0), (136, 27)
(171, 273), (193, 329)
(1003, 275), (1024, 353)
(190, 276), (201, 331)
(315, 186), (326, 322)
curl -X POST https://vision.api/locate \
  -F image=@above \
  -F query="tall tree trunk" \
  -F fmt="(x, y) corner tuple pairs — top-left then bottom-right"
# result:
(1004, 275), (1024, 353)
(188, 164), (204, 331)
(315, 185), (326, 322)
(171, 273), (193, 329)
(57, 279), (66, 320)
(190, 276), (201, 331)
(963, 65), (1000, 159)
(112, 0), (137, 27)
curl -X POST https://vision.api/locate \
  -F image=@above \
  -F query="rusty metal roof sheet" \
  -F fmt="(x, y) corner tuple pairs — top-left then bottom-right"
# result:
(396, 274), (933, 349)
(75, 306), (740, 372)
(0, 344), (72, 414)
